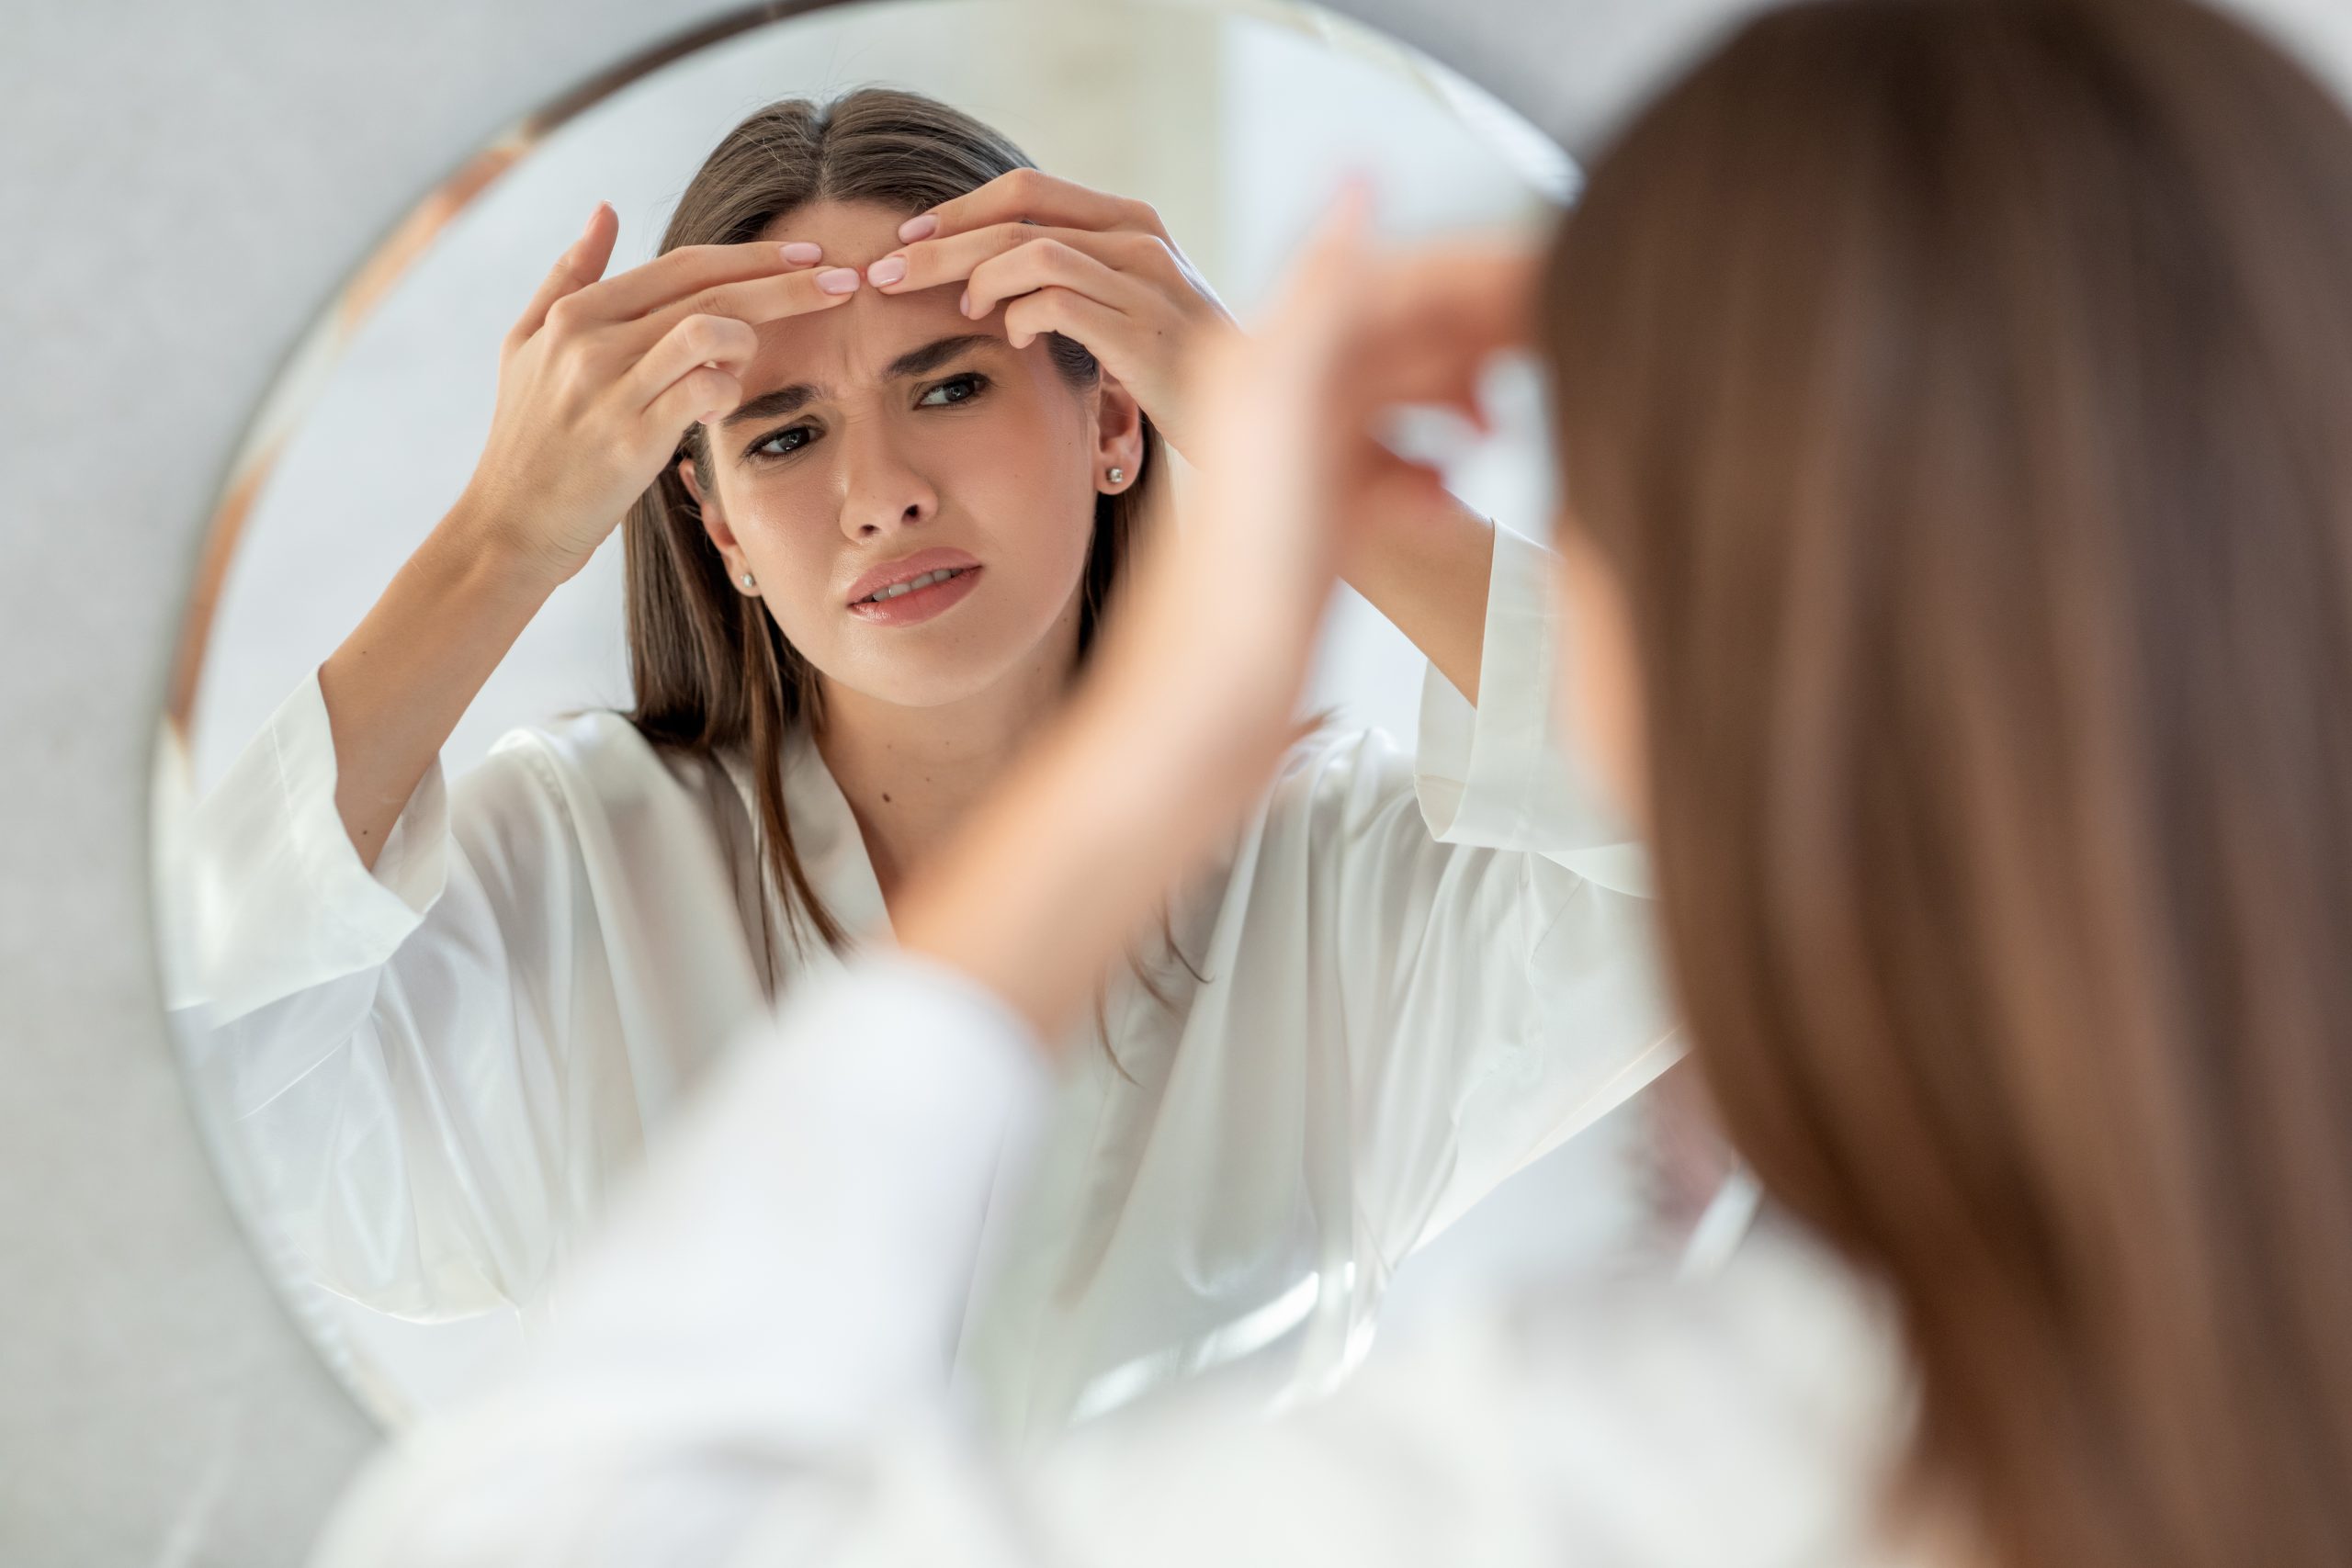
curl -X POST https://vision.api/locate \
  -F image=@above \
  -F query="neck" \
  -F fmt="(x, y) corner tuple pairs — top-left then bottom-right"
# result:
(812, 600), (1085, 907)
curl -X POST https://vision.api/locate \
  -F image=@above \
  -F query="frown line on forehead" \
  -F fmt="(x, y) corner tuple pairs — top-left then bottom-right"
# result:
(722, 333), (1001, 427)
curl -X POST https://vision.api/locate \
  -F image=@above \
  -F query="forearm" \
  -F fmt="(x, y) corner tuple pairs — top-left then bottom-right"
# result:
(1341, 491), (1496, 705)
(318, 500), (560, 871)
(894, 588), (1299, 1043)
(893, 691), (1232, 1042)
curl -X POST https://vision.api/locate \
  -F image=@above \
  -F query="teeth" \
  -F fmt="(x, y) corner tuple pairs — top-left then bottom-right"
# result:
(863, 566), (967, 604)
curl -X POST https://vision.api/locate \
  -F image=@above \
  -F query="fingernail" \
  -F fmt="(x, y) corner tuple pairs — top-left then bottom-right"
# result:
(697, 410), (723, 426)
(779, 241), (821, 265)
(817, 267), (862, 295)
(866, 254), (907, 287)
(958, 288), (973, 317)
(898, 213), (937, 242)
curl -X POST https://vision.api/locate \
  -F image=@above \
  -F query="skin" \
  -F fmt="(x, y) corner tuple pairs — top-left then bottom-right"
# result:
(675, 199), (1144, 898)
(1549, 520), (1643, 834)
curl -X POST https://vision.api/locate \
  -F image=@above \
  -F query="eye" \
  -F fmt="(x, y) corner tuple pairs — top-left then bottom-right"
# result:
(747, 423), (818, 463)
(917, 372), (989, 408)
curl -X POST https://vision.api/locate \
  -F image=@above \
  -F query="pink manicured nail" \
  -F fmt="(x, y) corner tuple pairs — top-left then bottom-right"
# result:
(779, 241), (821, 265)
(898, 213), (938, 242)
(958, 288), (973, 317)
(866, 254), (908, 286)
(817, 267), (862, 294)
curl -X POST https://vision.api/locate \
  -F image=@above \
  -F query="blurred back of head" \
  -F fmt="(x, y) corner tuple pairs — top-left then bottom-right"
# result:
(1539, 0), (2352, 1562)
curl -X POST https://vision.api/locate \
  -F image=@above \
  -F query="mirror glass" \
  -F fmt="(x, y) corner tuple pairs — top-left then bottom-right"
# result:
(152, 0), (1727, 1436)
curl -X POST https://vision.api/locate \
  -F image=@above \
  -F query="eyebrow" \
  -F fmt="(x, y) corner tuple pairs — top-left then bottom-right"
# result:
(721, 333), (1001, 428)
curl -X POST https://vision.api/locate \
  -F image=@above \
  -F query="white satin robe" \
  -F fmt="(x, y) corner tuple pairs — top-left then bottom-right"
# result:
(161, 525), (1681, 1440)
(309, 953), (1917, 1568)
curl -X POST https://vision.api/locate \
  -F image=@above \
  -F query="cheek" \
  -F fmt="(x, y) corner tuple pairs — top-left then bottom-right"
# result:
(715, 481), (846, 655)
(936, 396), (1099, 571)
(733, 489), (835, 585)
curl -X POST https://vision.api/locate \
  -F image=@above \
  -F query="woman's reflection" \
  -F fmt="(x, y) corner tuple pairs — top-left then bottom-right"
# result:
(171, 87), (1675, 1437)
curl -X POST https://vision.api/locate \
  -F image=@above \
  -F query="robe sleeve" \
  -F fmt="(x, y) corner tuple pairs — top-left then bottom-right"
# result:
(1306, 525), (1684, 1269)
(162, 665), (596, 1320)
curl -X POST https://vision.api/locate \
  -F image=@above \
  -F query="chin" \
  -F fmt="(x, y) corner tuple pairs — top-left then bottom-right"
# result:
(816, 630), (1046, 711)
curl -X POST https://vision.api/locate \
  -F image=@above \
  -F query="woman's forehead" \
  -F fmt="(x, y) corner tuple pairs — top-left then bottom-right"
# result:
(735, 196), (1028, 400)
(756, 197), (910, 268)
(743, 285), (1012, 400)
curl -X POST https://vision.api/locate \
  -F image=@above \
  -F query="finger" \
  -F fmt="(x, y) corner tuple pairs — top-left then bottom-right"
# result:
(895, 166), (1159, 245)
(1186, 183), (1378, 487)
(508, 201), (618, 348)
(1319, 243), (1540, 423)
(1348, 243), (1539, 362)
(617, 261), (859, 353)
(1333, 246), (1537, 393)
(1248, 179), (1380, 395)
(566, 236), (835, 327)
(964, 236), (1156, 325)
(1334, 328), (1499, 427)
(647, 364), (746, 437)
(1000, 285), (1133, 355)
(870, 222), (1165, 301)
(621, 312), (763, 420)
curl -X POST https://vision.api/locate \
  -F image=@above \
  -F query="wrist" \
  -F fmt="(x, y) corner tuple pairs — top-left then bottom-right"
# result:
(436, 491), (583, 601)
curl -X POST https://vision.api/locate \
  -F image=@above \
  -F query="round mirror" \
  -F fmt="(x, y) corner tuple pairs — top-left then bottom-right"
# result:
(150, 0), (1712, 1439)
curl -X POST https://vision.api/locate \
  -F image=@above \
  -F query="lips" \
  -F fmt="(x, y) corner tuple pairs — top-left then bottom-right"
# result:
(842, 547), (985, 628)
(844, 547), (983, 606)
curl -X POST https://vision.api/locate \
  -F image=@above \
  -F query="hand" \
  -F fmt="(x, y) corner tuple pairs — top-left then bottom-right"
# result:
(1314, 236), (1538, 581)
(864, 167), (1238, 458)
(1310, 233), (1540, 705)
(458, 202), (856, 586)
(1108, 195), (1539, 782)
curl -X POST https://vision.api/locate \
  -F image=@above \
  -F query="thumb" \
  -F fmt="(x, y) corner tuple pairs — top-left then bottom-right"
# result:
(507, 200), (617, 346)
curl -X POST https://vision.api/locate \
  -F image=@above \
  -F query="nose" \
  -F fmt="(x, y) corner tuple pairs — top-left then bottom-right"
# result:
(834, 408), (939, 542)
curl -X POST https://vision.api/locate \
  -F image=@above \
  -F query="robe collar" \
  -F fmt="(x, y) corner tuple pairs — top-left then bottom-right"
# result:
(715, 722), (894, 957)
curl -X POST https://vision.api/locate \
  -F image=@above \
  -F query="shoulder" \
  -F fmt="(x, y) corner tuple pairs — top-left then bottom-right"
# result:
(1250, 715), (1422, 848)
(453, 707), (729, 839)
(1464, 1225), (1916, 1562)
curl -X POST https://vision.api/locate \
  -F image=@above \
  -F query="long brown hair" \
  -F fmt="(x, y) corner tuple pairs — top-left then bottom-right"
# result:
(1539, 1), (2352, 1563)
(623, 88), (1163, 985)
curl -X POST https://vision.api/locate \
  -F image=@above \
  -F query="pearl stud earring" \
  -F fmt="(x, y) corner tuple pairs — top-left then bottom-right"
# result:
(741, 571), (756, 590)
(1107, 467), (1125, 485)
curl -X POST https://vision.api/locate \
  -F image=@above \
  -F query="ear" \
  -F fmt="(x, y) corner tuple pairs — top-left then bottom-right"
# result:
(676, 455), (743, 569)
(1551, 517), (1647, 838)
(1090, 370), (1148, 490)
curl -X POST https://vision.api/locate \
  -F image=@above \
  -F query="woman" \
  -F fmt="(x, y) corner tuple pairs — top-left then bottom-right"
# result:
(305, 0), (2352, 1563)
(168, 87), (1674, 1436)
